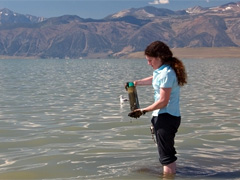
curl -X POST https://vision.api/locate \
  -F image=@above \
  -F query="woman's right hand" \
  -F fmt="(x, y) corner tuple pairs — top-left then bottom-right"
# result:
(125, 82), (129, 91)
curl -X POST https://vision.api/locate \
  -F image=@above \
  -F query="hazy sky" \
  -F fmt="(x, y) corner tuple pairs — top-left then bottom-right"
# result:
(0, 0), (239, 19)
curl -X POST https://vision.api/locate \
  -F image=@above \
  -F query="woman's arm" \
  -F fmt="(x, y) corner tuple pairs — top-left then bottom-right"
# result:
(143, 88), (171, 113)
(134, 76), (153, 86)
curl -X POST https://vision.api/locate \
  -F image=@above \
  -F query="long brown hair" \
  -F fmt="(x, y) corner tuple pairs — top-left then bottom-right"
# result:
(144, 41), (187, 86)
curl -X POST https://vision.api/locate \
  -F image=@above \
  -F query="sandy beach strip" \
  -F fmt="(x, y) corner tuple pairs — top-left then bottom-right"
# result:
(124, 47), (240, 59)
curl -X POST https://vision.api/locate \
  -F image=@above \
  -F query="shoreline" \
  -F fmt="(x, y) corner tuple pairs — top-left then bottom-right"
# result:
(1, 47), (240, 59)
(124, 47), (240, 59)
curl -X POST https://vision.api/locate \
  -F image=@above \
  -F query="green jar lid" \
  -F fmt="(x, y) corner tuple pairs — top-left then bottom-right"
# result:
(129, 82), (134, 87)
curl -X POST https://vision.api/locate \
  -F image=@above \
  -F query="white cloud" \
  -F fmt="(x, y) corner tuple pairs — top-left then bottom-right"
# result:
(149, 0), (159, 5)
(149, 0), (169, 5)
(160, 0), (170, 4)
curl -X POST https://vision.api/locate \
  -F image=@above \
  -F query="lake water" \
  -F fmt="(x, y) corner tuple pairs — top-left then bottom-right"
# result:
(0, 58), (239, 180)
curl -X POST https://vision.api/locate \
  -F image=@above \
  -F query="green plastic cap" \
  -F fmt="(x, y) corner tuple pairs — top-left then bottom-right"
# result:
(128, 82), (134, 87)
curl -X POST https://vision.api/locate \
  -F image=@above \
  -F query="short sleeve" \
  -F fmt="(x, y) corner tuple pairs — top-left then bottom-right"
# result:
(159, 69), (175, 88)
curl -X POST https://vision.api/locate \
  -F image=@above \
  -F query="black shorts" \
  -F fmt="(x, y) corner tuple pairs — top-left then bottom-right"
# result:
(151, 113), (181, 165)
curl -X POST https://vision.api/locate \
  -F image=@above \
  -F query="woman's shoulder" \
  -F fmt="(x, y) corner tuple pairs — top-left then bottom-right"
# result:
(161, 65), (174, 73)
(154, 65), (175, 77)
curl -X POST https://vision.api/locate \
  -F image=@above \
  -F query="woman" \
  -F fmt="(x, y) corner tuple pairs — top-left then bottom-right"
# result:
(128, 41), (187, 175)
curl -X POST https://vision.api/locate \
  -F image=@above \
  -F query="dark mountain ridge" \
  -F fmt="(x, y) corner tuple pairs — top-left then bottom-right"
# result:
(0, 2), (240, 59)
(0, 8), (46, 24)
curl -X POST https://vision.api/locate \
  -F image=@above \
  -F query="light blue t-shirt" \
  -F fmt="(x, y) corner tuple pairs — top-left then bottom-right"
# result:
(152, 64), (180, 117)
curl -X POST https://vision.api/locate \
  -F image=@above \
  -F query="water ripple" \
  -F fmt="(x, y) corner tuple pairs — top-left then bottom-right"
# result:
(0, 59), (239, 179)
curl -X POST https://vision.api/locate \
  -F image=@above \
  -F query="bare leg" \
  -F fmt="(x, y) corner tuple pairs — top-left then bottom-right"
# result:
(163, 161), (176, 175)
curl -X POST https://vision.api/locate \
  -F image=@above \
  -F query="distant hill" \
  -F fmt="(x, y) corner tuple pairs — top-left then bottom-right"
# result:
(0, 8), (45, 24)
(0, 2), (240, 59)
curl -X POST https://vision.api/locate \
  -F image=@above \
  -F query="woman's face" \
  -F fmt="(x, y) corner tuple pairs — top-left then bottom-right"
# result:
(146, 55), (162, 70)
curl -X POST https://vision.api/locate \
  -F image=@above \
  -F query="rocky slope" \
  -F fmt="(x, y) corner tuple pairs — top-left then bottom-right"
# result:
(0, 2), (240, 58)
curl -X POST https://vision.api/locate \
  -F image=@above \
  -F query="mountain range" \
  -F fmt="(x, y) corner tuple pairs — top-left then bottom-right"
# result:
(0, 2), (240, 59)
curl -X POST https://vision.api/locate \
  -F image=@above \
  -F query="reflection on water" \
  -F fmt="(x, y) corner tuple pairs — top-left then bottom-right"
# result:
(0, 58), (239, 179)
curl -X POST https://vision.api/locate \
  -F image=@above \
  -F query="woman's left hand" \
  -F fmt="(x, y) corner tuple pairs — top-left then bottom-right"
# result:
(128, 109), (146, 119)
